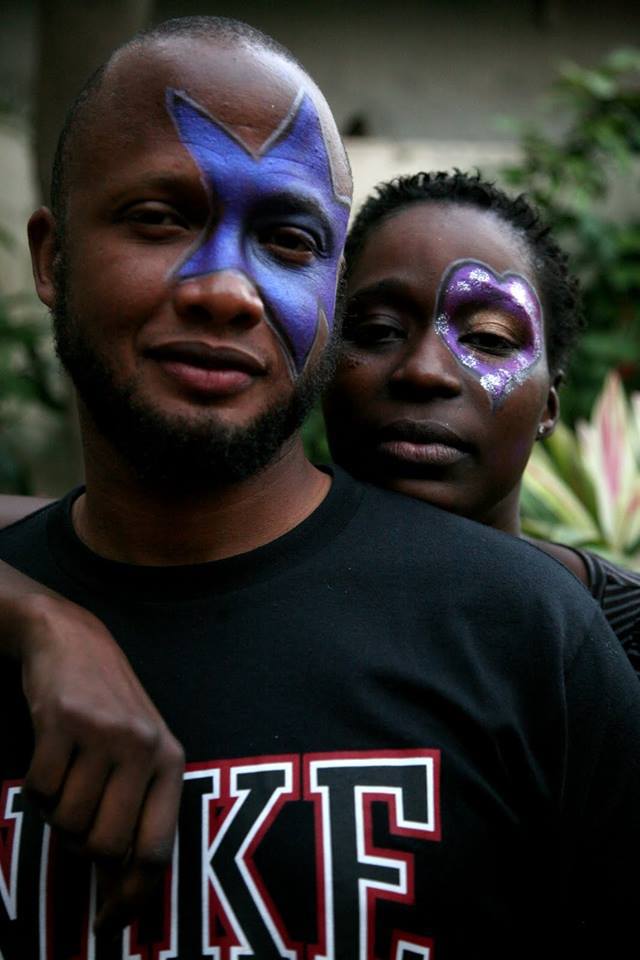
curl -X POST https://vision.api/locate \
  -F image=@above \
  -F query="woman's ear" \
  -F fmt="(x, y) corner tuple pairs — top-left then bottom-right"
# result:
(537, 371), (563, 441)
(27, 207), (59, 309)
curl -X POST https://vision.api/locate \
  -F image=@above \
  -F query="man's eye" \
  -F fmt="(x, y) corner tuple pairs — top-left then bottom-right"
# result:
(259, 226), (318, 263)
(124, 204), (189, 232)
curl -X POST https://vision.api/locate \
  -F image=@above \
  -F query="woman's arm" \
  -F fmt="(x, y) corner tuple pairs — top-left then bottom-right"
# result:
(525, 538), (589, 585)
(0, 494), (54, 528)
(0, 557), (185, 934)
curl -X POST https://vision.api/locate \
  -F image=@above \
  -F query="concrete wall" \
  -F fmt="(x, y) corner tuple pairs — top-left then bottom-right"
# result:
(3, 0), (639, 225)
(3, 0), (638, 236)
(3, 0), (639, 209)
(0, 125), (36, 294)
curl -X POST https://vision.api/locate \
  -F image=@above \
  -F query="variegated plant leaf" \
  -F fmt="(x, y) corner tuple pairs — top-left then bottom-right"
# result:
(522, 443), (600, 541)
(621, 480), (640, 553)
(520, 373), (640, 569)
(631, 392), (640, 462)
(577, 371), (637, 550)
(543, 420), (596, 514)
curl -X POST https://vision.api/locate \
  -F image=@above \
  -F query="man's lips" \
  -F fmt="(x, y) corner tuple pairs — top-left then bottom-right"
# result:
(145, 341), (267, 396)
(374, 420), (472, 468)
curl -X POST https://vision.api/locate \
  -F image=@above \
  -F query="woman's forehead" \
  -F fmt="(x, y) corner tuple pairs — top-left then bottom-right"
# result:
(351, 201), (534, 290)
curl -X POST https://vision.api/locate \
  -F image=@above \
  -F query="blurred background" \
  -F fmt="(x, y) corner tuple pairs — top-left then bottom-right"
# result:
(1, 0), (639, 561)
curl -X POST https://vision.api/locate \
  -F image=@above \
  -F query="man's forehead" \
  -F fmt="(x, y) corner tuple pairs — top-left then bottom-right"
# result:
(95, 37), (349, 190)
(119, 40), (297, 137)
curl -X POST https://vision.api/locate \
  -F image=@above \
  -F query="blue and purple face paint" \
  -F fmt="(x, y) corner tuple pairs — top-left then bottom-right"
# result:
(166, 87), (351, 377)
(434, 259), (544, 407)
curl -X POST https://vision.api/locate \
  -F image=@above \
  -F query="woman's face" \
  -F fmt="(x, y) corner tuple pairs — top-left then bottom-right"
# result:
(324, 202), (560, 532)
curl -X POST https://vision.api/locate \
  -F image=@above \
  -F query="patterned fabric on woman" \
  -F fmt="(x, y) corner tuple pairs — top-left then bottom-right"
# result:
(573, 548), (640, 678)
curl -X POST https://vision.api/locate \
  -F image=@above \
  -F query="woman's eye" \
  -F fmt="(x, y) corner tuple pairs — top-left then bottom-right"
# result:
(259, 226), (317, 263)
(455, 307), (527, 357)
(343, 316), (406, 347)
(460, 330), (519, 356)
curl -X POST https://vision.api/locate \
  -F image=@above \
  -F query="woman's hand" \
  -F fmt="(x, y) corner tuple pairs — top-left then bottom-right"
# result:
(1, 578), (184, 936)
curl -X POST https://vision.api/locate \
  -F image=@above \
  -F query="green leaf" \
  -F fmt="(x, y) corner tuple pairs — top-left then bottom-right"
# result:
(604, 48), (640, 73)
(522, 444), (599, 538)
(521, 373), (640, 564)
(499, 46), (640, 423)
(543, 423), (596, 513)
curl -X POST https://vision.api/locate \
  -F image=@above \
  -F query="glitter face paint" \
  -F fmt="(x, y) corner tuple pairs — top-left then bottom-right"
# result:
(434, 259), (543, 406)
(166, 88), (351, 376)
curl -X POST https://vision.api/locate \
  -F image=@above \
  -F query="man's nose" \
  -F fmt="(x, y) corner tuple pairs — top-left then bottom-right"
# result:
(172, 270), (264, 330)
(389, 328), (462, 398)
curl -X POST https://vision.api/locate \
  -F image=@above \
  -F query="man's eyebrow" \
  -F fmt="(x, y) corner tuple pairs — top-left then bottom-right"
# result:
(110, 172), (207, 199)
(255, 190), (335, 235)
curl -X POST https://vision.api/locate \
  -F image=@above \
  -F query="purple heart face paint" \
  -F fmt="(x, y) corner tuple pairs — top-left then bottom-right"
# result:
(166, 88), (351, 376)
(434, 259), (544, 407)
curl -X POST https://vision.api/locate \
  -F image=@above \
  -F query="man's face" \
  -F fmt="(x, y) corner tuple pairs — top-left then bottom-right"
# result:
(41, 38), (351, 485)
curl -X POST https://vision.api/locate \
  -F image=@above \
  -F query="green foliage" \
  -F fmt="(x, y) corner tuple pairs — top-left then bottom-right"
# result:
(302, 401), (331, 464)
(0, 284), (65, 492)
(0, 103), (66, 493)
(521, 371), (640, 569)
(501, 48), (640, 423)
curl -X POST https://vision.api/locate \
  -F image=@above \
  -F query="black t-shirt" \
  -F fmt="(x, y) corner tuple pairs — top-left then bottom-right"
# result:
(1, 468), (639, 959)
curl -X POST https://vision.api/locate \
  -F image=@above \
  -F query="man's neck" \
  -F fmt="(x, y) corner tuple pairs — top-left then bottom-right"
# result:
(73, 435), (331, 566)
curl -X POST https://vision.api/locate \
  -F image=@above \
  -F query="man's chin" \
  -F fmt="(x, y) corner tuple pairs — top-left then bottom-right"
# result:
(53, 290), (337, 492)
(80, 387), (303, 492)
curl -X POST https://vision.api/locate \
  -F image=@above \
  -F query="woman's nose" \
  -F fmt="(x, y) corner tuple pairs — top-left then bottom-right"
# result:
(389, 329), (462, 398)
(172, 269), (264, 330)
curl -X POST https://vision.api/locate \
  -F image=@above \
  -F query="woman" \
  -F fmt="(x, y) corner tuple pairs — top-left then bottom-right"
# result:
(324, 169), (640, 671)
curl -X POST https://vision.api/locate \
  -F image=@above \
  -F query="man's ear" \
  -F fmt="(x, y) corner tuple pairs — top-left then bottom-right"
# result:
(28, 207), (59, 309)
(538, 371), (563, 440)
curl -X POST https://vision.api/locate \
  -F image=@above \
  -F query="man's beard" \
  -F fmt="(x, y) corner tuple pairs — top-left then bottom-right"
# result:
(52, 262), (339, 495)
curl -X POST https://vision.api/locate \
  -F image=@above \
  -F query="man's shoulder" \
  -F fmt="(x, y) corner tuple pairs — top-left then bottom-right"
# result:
(354, 479), (578, 577)
(351, 478), (600, 624)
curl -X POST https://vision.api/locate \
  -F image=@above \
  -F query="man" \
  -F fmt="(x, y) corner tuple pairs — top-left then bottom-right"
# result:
(0, 15), (639, 959)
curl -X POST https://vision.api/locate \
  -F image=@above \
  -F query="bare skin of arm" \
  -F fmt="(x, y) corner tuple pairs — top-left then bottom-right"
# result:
(526, 538), (589, 586)
(0, 494), (54, 526)
(0, 497), (185, 935)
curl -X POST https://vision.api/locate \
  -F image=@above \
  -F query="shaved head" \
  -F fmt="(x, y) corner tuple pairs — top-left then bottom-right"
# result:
(50, 15), (352, 221)
(30, 15), (352, 489)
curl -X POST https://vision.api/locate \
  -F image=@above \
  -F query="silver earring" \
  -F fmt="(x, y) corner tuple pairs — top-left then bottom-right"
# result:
(537, 425), (546, 439)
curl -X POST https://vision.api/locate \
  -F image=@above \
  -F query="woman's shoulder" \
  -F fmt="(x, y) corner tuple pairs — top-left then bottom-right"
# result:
(546, 543), (640, 673)
(568, 547), (640, 597)
(528, 540), (590, 585)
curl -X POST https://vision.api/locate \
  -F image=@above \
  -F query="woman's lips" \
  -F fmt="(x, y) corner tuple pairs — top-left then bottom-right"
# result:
(377, 439), (468, 466)
(374, 420), (472, 468)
